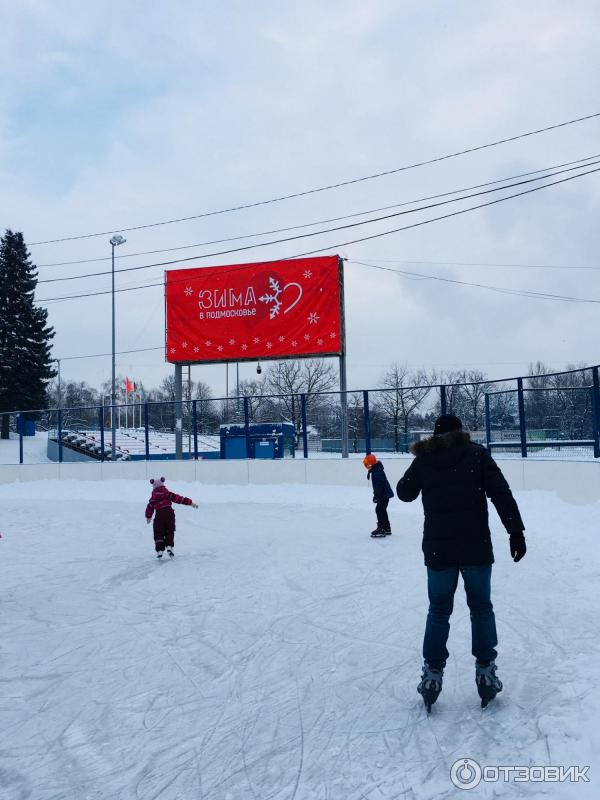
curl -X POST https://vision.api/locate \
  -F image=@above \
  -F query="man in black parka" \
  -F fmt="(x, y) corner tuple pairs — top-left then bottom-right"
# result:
(396, 414), (526, 710)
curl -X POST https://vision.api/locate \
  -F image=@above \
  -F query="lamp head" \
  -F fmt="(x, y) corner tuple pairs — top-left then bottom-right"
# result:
(109, 234), (127, 247)
(256, 361), (262, 375)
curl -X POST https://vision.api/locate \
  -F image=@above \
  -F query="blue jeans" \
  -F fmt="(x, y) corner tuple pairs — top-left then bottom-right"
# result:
(423, 565), (498, 669)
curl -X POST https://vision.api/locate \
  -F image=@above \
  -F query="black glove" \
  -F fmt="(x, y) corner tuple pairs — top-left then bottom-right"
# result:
(509, 532), (526, 562)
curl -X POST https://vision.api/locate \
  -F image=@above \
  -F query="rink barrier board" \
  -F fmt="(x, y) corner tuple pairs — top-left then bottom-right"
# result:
(0, 457), (599, 505)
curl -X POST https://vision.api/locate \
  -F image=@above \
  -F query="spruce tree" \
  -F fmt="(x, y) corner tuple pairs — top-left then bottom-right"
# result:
(0, 230), (55, 438)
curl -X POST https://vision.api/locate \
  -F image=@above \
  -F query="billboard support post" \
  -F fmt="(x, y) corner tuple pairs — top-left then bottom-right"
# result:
(340, 354), (349, 458)
(225, 363), (229, 420)
(338, 257), (349, 459)
(175, 363), (183, 459)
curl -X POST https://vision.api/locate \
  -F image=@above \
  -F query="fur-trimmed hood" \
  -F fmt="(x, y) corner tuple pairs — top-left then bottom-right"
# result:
(411, 430), (471, 458)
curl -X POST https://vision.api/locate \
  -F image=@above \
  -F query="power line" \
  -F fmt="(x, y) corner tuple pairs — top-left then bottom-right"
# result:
(287, 164), (600, 261)
(35, 153), (600, 268)
(58, 346), (165, 361)
(36, 164), (600, 304)
(351, 260), (600, 304)
(29, 111), (600, 246)
(36, 159), (600, 286)
(357, 258), (600, 271)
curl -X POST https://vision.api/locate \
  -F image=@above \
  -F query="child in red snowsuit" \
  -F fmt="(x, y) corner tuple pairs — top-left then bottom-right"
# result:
(145, 476), (198, 558)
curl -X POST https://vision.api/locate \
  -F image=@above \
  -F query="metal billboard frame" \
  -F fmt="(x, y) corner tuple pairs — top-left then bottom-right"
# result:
(165, 257), (349, 458)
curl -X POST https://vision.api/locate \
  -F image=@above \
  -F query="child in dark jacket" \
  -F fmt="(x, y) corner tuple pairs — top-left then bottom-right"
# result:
(145, 476), (198, 558)
(363, 454), (394, 537)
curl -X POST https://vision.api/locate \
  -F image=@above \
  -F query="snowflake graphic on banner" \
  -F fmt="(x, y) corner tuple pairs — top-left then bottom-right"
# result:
(307, 312), (319, 325)
(184, 286), (193, 297)
(303, 270), (313, 279)
(259, 277), (282, 319)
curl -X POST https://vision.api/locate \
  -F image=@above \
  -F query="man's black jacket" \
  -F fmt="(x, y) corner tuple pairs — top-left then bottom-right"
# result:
(396, 430), (524, 568)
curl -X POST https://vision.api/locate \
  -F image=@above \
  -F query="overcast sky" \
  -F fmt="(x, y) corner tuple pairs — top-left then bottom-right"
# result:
(2, 0), (600, 396)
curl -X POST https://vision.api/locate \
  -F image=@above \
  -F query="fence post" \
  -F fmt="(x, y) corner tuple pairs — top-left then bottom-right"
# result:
(144, 402), (150, 461)
(99, 406), (105, 462)
(517, 378), (527, 458)
(58, 409), (63, 464)
(192, 400), (198, 461)
(484, 393), (491, 453)
(440, 385), (447, 415)
(19, 422), (23, 465)
(592, 367), (600, 458)
(300, 393), (308, 459)
(243, 397), (251, 458)
(363, 390), (372, 455)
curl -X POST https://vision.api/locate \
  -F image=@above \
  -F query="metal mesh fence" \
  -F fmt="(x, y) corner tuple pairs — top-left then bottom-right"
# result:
(486, 389), (521, 456)
(523, 386), (595, 459)
(2, 365), (599, 463)
(367, 386), (438, 454)
(303, 391), (344, 456)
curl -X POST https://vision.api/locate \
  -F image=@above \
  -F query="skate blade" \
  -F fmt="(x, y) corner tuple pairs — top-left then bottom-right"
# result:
(418, 688), (439, 713)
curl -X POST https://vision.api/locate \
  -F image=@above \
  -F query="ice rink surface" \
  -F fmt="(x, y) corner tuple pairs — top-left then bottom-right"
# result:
(1, 480), (599, 799)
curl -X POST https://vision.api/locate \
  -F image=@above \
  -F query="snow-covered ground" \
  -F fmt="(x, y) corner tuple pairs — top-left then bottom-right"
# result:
(0, 432), (50, 464)
(1, 481), (598, 799)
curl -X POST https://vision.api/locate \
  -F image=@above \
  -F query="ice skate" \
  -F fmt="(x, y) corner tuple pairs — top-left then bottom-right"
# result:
(370, 526), (387, 538)
(476, 661), (503, 708)
(156, 551), (163, 559)
(167, 547), (174, 558)
(417, 662), (443, 713)
(384, 523), (392, 536)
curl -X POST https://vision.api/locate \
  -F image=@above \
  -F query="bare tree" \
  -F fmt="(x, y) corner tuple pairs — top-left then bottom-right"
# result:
(237, 378), (270, 421)
(436, 369), (491, 430)
(375, 364), (435, 451)
(457, 370), (490, 431)
(347, 392), (365, 453)
(264, 359), (337, 442)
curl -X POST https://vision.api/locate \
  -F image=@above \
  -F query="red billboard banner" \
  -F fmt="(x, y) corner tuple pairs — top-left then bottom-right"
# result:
(165, 256), (344, 363)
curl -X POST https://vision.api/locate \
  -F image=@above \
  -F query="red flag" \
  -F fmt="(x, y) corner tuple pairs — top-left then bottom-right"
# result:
(125, 377), (133, 393)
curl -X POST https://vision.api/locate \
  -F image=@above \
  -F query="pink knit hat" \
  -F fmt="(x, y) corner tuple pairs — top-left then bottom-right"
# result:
(149, 476), (166, 486)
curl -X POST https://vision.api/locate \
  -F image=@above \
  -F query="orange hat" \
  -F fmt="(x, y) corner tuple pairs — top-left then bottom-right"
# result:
(363, 453), (377, 467)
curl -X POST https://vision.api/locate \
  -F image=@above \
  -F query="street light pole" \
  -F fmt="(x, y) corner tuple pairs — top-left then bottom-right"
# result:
(109, 235), (126, 460)
(55, 358), (61, 408)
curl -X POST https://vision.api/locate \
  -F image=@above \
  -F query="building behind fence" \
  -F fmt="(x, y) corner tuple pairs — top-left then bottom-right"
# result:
(2, 364), (599, 464)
